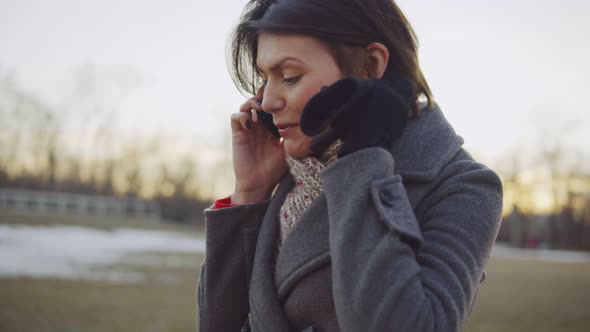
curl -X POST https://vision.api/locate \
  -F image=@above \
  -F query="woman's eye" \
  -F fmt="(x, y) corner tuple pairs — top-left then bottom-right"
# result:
(283, 75), (302, 86)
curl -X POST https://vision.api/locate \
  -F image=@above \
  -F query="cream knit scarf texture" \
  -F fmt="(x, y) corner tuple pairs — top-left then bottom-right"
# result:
(278, 140), (342, 247)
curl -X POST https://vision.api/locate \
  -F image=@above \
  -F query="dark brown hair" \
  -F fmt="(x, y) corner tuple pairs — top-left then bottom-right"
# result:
(230, 0), (434, 114)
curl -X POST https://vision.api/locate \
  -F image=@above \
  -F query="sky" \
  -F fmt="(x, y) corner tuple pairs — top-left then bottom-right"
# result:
(1, 0), (589, 166)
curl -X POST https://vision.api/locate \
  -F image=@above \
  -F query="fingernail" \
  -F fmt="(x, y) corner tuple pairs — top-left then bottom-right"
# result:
(256, 100), (262, 106)
(246, 120), (252, 129)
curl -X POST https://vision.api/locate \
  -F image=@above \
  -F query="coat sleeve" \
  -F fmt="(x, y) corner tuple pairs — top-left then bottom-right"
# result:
(197, 201), (270, 332)
(320, 147), (503, 332)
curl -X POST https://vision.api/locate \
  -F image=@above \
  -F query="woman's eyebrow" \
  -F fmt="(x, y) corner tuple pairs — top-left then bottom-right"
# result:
(256, 57), (304, 74)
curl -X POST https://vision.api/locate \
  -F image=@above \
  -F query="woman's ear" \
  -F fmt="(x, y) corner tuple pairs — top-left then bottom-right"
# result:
(365, 42), (389, 79)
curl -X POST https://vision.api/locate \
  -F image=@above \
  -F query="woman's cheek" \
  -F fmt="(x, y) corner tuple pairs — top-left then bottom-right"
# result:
(296, 84), (324, 112)
(284, 130), (313, 158)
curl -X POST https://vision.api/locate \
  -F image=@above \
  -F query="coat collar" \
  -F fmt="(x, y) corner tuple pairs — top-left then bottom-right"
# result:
(251, 103), (464, 310)
(391, 103), (464, 182)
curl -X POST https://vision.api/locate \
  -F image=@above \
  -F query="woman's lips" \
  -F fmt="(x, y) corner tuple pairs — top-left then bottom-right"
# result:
(277, 124), (299, 138)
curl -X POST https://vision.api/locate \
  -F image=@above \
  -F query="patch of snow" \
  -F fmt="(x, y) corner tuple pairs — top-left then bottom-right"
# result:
(0, 225), (204, 282)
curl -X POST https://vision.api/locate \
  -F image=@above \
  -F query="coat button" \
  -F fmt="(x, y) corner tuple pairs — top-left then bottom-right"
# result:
(379, 188), (395, 207)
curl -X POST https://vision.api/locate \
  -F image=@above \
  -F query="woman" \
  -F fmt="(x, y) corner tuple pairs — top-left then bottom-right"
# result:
(198, 0), (503, 331)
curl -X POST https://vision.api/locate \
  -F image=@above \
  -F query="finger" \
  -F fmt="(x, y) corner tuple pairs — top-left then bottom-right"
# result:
(231, 112), (252, 131)
(239, 98), (262, 112)
(239, 98), (263, 115)
(238, 98), (263, 125)
(252, 107), (258, 122)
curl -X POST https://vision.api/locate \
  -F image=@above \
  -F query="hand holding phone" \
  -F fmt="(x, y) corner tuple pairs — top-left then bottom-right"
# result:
(229, 83), (287, 204)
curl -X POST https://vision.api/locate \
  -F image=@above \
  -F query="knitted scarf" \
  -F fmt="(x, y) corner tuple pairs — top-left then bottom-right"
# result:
(278, 140), (342, 247)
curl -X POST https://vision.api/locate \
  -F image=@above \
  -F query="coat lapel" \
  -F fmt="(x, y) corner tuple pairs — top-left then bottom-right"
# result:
(249, 175), (294, 331)
(271, 179), (428, 302)
(274, 191), (331, 300)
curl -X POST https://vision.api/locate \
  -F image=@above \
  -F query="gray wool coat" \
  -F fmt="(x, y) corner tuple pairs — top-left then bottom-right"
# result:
(197, 104), (503, 332)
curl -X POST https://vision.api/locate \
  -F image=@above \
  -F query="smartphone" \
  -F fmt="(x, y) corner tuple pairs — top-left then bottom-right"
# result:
(256, 110), (280, 138)
(255, 84), (280, 138)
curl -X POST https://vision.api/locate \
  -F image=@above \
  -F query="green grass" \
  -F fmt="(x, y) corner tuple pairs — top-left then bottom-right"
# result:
(466, 257), (590, 332)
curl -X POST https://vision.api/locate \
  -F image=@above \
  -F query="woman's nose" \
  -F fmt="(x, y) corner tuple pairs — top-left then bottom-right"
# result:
(260, 83), (285, 113)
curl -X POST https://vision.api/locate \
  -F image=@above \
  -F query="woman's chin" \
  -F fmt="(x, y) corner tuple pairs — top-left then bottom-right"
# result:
(283, 138), (312, 159)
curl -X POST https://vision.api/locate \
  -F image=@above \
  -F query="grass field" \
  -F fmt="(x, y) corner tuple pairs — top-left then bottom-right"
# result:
(466, 257), (590, 332)
(2, 256), (588, 331)
(1, 212), (589, 331)
(0, 254), (203, 332)
(0, 210), (204, 234)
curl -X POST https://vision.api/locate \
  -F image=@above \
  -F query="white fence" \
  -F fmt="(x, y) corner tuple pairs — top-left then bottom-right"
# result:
(0, 188), (160, 220)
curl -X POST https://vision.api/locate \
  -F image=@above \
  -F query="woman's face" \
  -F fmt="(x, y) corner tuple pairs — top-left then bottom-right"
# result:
(256, 33), (344, 158)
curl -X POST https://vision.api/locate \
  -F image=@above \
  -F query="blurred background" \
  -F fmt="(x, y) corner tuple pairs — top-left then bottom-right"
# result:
(0, 0), (588, 331)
